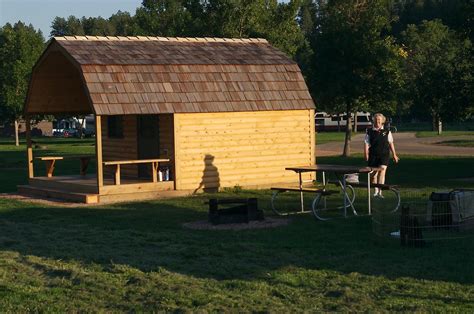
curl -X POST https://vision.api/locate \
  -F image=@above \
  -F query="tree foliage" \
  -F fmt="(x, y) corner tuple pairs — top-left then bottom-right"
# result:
(48, 0), (304, 58)
(0, 22), (44, 123)
(402, 19), (473, 131)
(310, 0), (404, 155)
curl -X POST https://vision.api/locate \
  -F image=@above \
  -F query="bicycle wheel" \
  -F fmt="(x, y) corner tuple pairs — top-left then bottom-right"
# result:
(312, 194), (331, 221)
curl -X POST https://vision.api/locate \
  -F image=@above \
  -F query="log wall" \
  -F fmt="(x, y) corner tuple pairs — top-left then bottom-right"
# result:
(174, 110), (315, 191)
(101, 114), (174, 179)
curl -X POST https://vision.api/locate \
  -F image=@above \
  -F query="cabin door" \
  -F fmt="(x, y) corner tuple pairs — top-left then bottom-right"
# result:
(137, 115), (160, 178)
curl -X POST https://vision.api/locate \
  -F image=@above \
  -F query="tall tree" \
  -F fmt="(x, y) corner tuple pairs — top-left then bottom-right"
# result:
(81, 16), (116, 36)
(109, 11), (139, 36)
(0, 22), (44, 145)
(312, 0), (404, 156)
(50, 16), (85, 36)
(135, 0), (194, 36)
(402, 19), (473, 134)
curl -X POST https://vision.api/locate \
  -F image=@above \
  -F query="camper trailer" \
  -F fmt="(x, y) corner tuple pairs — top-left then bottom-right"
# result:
(315, 112), (371, 132)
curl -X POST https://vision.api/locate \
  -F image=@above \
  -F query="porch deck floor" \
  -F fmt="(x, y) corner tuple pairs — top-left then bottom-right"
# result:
(31, 175), (156, 187)
(20, 175), (182, 204)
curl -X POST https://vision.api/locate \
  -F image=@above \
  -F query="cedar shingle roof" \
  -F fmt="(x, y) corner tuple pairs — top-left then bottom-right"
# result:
(54, 36), (315, 115)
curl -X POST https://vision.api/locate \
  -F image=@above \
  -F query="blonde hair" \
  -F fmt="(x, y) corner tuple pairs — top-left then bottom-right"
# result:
(373, 113), (386, 124)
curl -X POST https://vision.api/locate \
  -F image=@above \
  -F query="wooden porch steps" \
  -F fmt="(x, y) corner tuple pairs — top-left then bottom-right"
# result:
(18, 185), (99, 204)
(98, 190), (189, 203)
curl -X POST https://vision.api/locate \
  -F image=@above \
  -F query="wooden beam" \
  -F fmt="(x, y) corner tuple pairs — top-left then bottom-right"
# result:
(310, 109), (316, 164)
(45, 160), (56, 178)
(25, 117), (34, 178)
(173, 114), (181, 190)
(114, 164), (121, 185)
(79, 157), (91, 176)
(95, 115), (103, 192)
(152, 162), (158, 183)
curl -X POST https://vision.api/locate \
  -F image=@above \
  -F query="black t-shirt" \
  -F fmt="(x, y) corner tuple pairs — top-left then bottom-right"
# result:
(366, 128), (391, 166)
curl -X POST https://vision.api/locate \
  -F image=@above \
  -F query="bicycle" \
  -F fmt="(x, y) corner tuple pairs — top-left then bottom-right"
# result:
(385, 118), (397, 133)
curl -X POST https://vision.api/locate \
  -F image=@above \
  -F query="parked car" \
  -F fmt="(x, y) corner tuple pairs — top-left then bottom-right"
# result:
(53, 128), (79, 137)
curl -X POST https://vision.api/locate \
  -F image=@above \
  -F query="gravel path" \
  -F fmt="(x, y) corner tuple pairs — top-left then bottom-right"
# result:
(316, 132), (474, 157)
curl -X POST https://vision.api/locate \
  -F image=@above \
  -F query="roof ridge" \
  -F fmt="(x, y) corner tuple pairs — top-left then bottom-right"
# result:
(55, 36), (268, 44)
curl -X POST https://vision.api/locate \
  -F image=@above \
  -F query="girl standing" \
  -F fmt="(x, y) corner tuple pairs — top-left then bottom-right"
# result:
(364, 113), (400, 198)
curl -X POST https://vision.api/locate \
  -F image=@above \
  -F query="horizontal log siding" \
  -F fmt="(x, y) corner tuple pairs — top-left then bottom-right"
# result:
(174, 110), (314, 191)
(102, 115), (138, 177)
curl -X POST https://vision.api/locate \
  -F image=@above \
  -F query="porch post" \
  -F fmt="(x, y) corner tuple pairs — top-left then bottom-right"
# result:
(25, 116), (34, 178)
(95, 115), (103, 193)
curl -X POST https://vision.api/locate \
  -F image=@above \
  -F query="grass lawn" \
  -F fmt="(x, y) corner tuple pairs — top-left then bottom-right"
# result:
(0, 137), (95, 192)
(316, 132), (356, 144)
(1, 138), (474, 311)
(435, 139), (474, 147)
(416, 131), (474, 138)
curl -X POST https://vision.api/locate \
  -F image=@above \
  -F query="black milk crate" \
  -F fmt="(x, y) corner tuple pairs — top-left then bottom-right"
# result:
(428, 192), (454, 230)
(208, 198), (264, 225)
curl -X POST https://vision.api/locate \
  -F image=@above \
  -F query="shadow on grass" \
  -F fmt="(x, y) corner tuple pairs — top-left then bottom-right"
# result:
(0, 196), (473, 284)
(317, 155), (474, 188)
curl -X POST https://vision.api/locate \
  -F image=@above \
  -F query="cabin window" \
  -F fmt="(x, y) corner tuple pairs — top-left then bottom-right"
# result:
(107, 116), (124, 138)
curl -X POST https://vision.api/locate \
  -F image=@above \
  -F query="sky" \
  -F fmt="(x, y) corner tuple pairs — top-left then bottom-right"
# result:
(0, 0), (142, 38)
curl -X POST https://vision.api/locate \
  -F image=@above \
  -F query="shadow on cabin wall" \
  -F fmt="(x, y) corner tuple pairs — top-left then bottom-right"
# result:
(193, 154), (220, 194)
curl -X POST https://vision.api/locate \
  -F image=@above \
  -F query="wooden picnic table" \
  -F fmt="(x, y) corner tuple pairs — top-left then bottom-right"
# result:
(285, 164), (383, 218)
(35, 155), (94, 177)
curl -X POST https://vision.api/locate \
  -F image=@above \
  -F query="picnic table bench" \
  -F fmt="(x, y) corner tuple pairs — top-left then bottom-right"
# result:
(103, 158), (170, 185)
(35, 155), (93, 177)
(270, 185), (338, 216)
(327, 180), (401, 213)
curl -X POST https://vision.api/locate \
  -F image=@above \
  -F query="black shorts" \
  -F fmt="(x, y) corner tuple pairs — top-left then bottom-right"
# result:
(368, 154), (390, 167)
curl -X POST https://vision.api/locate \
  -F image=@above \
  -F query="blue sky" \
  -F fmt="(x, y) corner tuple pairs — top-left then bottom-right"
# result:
(0, 0), (142, 38)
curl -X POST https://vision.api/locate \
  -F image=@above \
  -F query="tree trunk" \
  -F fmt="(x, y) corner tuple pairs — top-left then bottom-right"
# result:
(14, 119), (19, 146)
(353, 111), (358, 133)
(342, 107), (352, 157)
(437, 116), (442, 135)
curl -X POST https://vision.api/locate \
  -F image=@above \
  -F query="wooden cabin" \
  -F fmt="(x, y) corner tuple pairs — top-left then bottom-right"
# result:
(19, 36), (316, 203)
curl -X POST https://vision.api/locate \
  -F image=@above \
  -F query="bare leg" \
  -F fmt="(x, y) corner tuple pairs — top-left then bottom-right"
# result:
(371, 171), (379, 195)
(377, 166), (387, 195)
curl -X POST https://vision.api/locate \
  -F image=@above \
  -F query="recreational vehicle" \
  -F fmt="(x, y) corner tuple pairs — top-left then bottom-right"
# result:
(315, 112), (371, 132)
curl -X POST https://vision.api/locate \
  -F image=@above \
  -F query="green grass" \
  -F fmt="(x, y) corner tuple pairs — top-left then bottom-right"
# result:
(435, 139), (474, 147)
(0, 137), (95, 192)
(316, 155), (474, 188)
(316, 132), (356, 144)
(415, 131), (474, 138)
(1, 138), (474, 311)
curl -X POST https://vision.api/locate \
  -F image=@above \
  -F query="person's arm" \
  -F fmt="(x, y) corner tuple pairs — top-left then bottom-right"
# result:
(364, 132), (370, 161)
(364, 143), (370, 161)
(389, 142), (399, 163)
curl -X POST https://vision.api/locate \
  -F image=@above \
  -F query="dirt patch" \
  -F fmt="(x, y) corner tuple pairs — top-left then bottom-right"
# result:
(183, 217), (290, 231)
(0, 193), (98, 207)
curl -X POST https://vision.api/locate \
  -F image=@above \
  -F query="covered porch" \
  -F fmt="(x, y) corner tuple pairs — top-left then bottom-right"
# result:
(20, 114), (177, 204)
(19, 113), (178, 204)
(19, 41), (178, 203)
